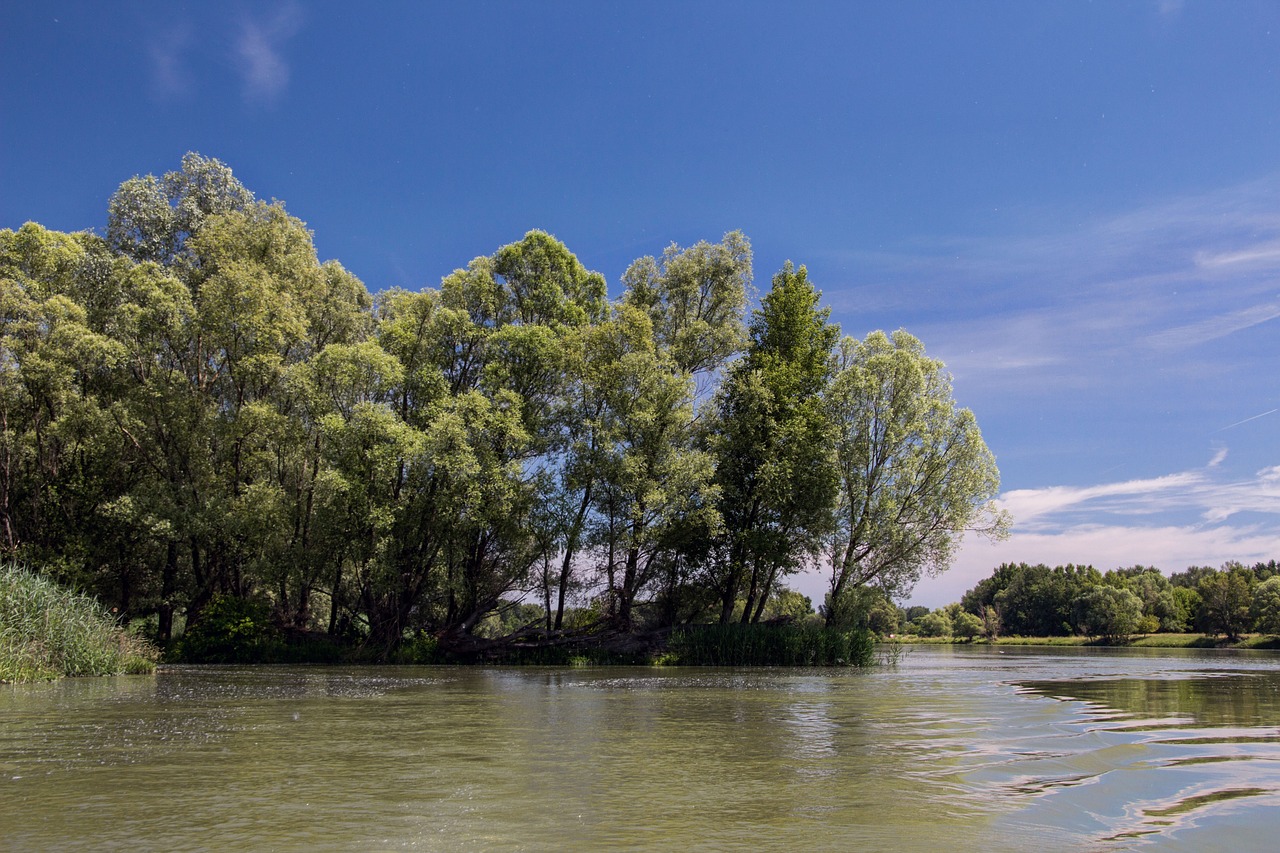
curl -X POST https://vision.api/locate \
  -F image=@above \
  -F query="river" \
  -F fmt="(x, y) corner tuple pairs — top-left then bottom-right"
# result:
(2, 645), (1278, 851)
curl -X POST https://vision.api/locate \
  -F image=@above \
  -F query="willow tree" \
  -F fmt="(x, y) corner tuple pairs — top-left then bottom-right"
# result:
(588, 305), (719, 630)
(824, 329), (1007, 626)
(0, 225), (133, 581)
(711, 263), (840, 624)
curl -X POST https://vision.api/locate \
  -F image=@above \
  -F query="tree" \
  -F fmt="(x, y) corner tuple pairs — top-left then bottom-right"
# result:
(1075, 585), (1143, 641)
(915, 610), (952, 638)
(589, 306), (718, 630)
(981, 605), (1001, 640)
(1197, 568), (1253, 640)
(710, 263), (840, 624)
(107, 152), (254, 270)
(1251, 576), (1280, 636)
(952, 610), (983, 640)
(824, 330), (1007, 625)
(621, 231), (751, 379)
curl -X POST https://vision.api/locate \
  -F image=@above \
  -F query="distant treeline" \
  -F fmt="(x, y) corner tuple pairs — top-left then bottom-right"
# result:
(0, 154), (1003, 660)
(880, 561), (1280, 642)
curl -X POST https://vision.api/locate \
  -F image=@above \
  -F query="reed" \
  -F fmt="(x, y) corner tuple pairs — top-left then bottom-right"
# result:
(0, 562), (159, 683)
(665, 623), (874, 666)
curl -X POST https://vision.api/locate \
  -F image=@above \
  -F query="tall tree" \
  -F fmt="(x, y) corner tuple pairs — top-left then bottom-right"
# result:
(711, 262), (840, 623)
(588, 306), (719, 629)
(824, 329), (1007, 625)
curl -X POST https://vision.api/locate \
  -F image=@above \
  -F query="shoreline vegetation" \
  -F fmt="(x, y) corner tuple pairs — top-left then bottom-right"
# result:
(1, 563), (158, 683)
(1, 566), (875, 679)
(6, 155), (1276, 681)
(892, 634), (1280, 650)
(1, 153), (1006, 670)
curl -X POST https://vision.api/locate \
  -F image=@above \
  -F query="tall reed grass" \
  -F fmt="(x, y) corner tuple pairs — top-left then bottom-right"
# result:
(665, 622), (874, 666)
(0, 562), (159, 683)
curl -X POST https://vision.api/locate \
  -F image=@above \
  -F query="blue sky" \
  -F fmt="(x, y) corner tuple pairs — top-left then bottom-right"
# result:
(3, 1), (1278, 606)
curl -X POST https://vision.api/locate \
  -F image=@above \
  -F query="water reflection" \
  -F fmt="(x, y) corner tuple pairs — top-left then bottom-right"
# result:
(2, 650), (1279, 850)
(998, 656), (1280, 849)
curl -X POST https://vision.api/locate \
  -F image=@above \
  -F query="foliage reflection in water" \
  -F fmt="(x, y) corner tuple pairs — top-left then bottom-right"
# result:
(1, 646), (1278, 851)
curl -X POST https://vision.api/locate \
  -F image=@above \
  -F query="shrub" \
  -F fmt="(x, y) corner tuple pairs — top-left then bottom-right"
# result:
(172, 595), (282, 663)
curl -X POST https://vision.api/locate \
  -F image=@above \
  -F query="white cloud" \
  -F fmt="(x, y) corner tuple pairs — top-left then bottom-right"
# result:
(999, 462), (1280, 528)
(785, 458), (1280, 609)
(1196, 241), (1280, 269)
(999, 472), (1202, 526)
(236, 5), (303, 104)
(910, 520), (1280, 608)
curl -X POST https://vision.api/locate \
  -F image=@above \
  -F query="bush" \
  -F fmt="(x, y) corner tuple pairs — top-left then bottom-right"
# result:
(172, 595), (282, 663)
(0, 562), (159, 682)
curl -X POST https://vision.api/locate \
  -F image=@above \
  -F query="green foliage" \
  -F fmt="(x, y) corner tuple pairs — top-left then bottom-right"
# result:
(172, 595), (281, 663)
(621, 231), (751, 375)
(3, 153), (1012, 665)
(710, 262), (840, 624)
(0, 562), (158, 682)
(954, 562), (1280, 644)
(666, 623), (874, 666)
(1197, 569), (1253, 640)
(824, 330), (1007, 624)
(915, 611), (952, 638)
(1075, 585), (1143, 641)
(952, 610), (983, 640)
(962, 563), (1100, 636)
(1252, 576), (1280, 636)
(759, 588), (816, 621)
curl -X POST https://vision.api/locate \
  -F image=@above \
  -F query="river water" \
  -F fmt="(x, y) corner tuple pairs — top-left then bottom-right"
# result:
(2, 645), (1278, 851)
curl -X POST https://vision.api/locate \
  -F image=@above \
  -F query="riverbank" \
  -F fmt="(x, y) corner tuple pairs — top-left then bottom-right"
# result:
(0, 564), (159, 683)
(892, 633), (1280, 650)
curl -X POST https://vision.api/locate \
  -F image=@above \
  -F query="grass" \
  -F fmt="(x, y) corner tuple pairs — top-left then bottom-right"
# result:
(0, 562), (159, 683)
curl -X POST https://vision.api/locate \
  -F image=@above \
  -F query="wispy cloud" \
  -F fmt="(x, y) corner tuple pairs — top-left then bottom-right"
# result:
(1196, 241), (1280, 269)
(999, 460), (1280, 530)
(1000, 472), (1202, 525)
(788, 455), (1280, 608)
(826, 175), (1280, 399)
(148, 25), (192, 100)
(235, 5), (303, 104)
(1145, 298), (1280, 349)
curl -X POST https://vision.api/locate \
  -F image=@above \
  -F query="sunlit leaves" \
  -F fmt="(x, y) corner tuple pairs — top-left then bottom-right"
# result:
(825, 329), (1008, 617)
(621, 230), (751, 376)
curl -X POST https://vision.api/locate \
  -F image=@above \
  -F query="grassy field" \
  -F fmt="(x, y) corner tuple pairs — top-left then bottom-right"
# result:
(1, 563), (159, 683)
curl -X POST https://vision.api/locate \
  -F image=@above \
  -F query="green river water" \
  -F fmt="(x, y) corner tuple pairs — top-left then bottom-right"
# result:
(2, 645), (1278, 851)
